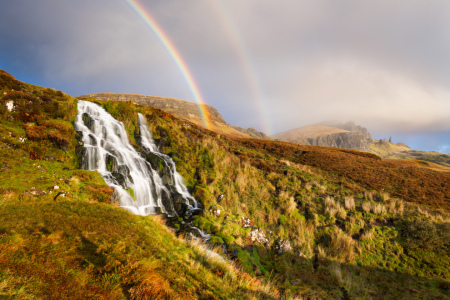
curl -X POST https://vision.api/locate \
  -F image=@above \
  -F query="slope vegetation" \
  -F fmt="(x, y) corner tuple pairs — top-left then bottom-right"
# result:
(0, 71), (279, 299)
(1, 70), (449, 299)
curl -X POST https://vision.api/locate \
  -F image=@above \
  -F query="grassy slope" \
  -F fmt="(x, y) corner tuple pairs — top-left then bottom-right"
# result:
(0, 70), (449, 299)
(100, 101), (449, 299)
(0, 71), (279, 299)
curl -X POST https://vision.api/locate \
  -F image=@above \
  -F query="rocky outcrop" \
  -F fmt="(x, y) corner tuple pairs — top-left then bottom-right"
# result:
(231, 126), (271, 140)
(322, 121), (373, 142)
(274, 122), (373, 152)
(301, 131), (372, 152)
(80, 92), (227, 125)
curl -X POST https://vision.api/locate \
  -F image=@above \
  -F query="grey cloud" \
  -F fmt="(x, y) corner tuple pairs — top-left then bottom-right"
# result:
(1, 0), (450, 152)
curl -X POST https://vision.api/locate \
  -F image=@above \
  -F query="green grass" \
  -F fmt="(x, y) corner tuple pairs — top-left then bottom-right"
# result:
(1, 69), (449, 299)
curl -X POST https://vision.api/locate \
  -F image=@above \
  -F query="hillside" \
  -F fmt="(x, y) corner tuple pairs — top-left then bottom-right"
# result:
(1, 70), (450, 299)
(80, 92), (269, 140)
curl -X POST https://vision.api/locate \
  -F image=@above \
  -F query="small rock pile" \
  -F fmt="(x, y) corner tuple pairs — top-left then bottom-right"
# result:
(249, 228), (269, 245)
(275, 239), (292, 255)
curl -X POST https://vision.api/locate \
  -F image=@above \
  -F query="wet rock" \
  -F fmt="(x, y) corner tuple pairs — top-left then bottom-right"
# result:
(82, 112), (95, 130)
(105, 153), (118, 172)
(172, 192), (189, 216)
(275, 239), (292, 255)
(88, 134), (97, 146)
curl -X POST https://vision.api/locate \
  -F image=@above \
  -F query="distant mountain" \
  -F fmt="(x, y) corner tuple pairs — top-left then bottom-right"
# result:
(273, 121), (373, 152)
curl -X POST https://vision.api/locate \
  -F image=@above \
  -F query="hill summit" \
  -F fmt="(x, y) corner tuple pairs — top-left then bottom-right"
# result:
(79, 92), (271, 139)
(274, 121), (373, 151)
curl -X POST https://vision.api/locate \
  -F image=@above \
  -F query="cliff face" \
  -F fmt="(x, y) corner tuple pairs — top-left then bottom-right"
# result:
(301, 131), (372, 151)
(274, 123), (372, 151)
(80, 93), (227, 125)
(231, 126), (271, 140)
(322, 121), (373, 143)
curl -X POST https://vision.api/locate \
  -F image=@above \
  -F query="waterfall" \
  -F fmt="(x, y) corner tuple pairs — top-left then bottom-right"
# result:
(74, 100), (199, 217)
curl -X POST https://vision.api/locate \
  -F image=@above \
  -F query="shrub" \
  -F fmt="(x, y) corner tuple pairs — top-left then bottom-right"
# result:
(209, 236), (224, 245)
(25, 125), (47, 141)
(400, 220), (450, 255)
(48, 131), (70, 150)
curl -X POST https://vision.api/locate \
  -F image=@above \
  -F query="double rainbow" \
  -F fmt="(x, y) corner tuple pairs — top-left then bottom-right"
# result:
(124, 0), (212, 129)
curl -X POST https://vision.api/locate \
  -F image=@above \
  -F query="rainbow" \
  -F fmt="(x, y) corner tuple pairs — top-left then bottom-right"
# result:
(210, 0), (273, 135)
(123, 0), (211, 129)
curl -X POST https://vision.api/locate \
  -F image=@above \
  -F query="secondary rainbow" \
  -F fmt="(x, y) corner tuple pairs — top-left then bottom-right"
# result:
(210, 0), (273, 135)
(123, 0), (211, 129)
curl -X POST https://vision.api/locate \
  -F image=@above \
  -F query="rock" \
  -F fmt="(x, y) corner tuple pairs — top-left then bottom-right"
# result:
(211, 206), (221, 217)
(274, 122), (373, 151)
(27, 190), (47, 196)
(6, 100), (14, 111)
(54, 185), (60, 190)
(105, 153), (118, 172)
(290, 279), (301, 285)
(249, 229), (269, 245)
(217, 194), (224, 202)
(241, 217), (253, 228)
(42, 155), (56, 161)
(53, 192), (66, 200)
(81, 112), (95, 130)
(231, 126), (271, 140)
(275, 239), (292, 255)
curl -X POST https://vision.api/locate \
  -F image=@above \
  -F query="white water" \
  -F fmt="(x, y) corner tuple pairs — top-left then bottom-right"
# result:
(74, 100), (198, 217)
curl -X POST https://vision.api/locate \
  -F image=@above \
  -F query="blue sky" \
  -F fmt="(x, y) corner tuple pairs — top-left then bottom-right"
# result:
(1, 0), (449, 153)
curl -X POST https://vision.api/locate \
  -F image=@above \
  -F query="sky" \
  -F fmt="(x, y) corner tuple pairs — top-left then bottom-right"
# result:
(0, 0), (449, 153)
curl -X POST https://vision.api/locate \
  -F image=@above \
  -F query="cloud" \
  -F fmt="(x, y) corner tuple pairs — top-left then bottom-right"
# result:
(266, 59), (450, 134)
(1, 0), (450, 151)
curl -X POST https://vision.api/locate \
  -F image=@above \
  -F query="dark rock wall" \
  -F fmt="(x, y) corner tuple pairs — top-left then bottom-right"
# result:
(299, 131), (372, 152)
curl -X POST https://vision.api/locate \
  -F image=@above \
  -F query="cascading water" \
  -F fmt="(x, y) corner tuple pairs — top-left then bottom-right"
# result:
(74, 100), (199, 217)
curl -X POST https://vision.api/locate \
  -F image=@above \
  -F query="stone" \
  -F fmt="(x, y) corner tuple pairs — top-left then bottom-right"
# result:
(241, 217), (252, 228)
(275, 239), (292, 255)
(249, 229), (269, 245)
